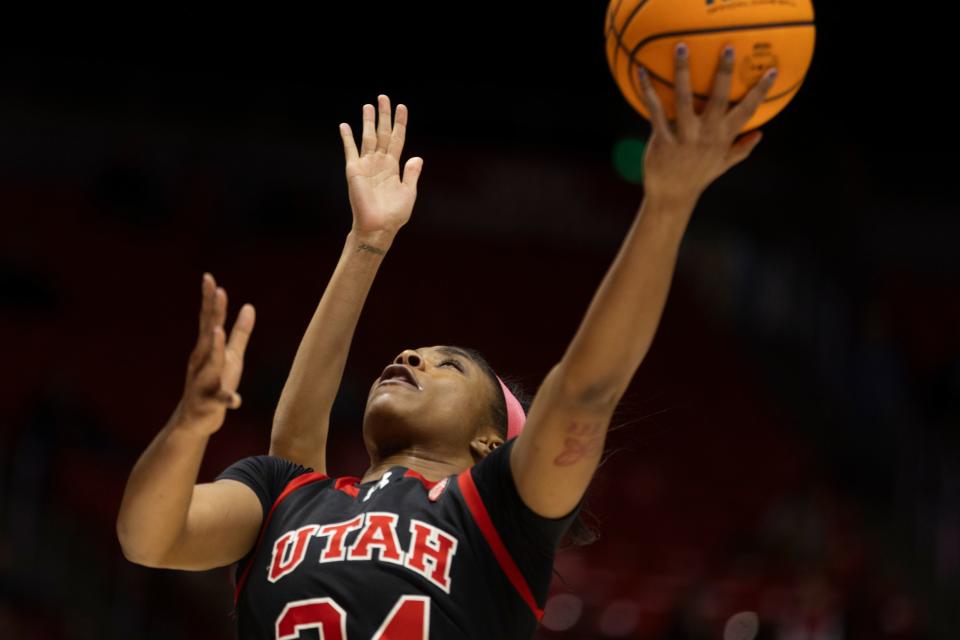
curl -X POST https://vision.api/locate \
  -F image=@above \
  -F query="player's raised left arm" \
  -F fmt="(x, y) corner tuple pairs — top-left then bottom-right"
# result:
(269, 95), (423, 473)
(510, 44), (778, 518)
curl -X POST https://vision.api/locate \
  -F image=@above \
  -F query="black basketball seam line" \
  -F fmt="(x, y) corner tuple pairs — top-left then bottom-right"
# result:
(609, 0), (653, 79)
(606, 0), (643, 75)
(606, 0), (629, 40)
(607, 24), (625, 78)
(605, 0), (627, 77)
(625, 22), (813, 111)
(606, 0), (625, 34)
(609, 0), (652, 73)
(610, 18), (813, 101)
(623, 20), (815, 60)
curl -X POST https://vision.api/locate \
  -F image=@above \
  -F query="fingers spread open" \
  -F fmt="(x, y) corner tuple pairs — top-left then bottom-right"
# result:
(192, 273), (215, 369)
(198, 273), (216, 332)
(636, 66), (674, 143)
(705, 45), (736, 125)
(673, 43), (696, 137)
(340, 123), (359, 163)
(192, 322), (225, 394)
(209, 322), (240, 409)
(360, 104), (377, 156)
(208, 325), (226, 378)
(726, 67), (777, 135)
(388, 103), (408, 162)
(376, 94), (392, 153)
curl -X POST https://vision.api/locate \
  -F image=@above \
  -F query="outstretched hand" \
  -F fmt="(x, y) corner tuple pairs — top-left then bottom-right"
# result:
(636, 44), (778, 205)
(340, 95), (424, 238)
(174, 273), (255, 436)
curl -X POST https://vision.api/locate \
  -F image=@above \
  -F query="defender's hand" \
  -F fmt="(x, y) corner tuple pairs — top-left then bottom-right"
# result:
(636, 44), (778, 205)
(340, 94), (424, 238)
(174, 273), (255, 436)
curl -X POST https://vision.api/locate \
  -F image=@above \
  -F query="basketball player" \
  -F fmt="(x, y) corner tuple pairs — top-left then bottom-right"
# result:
(117, 44), (776, 639)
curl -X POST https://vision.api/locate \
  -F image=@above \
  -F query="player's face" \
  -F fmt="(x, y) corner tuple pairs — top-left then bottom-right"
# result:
(362, 345), (498, 455)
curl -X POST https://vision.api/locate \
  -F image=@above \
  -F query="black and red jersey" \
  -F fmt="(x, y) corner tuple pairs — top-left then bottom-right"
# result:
(215, 437), (581, 639)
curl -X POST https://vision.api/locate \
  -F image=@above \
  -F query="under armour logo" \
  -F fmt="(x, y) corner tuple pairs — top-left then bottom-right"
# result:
(362, 471), (393, 502)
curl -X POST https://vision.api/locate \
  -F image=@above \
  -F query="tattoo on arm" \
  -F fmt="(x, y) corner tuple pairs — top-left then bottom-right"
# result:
(357, 242), (386, 256)
(552, 420), (605, 466)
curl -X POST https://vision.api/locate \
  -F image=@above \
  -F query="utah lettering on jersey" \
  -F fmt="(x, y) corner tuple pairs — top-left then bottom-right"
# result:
(267, 511), (459, 593)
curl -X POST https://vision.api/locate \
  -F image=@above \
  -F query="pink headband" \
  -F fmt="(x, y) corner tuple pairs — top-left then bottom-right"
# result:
(496, 374), (526, 440)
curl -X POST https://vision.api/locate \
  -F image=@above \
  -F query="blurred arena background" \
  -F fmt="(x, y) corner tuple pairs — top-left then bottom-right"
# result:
(1, 5), (957, 639)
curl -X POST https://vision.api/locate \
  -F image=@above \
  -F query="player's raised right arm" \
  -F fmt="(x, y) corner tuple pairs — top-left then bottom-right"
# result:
(269, 95), (423, 473)
(116, 273), (260, 570)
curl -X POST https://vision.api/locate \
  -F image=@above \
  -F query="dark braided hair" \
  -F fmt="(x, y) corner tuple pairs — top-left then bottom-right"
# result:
(453, 346), (600, 548)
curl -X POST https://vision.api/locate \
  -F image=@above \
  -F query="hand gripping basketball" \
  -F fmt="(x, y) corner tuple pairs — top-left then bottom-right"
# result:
(636, 43), (777, 205)
(174, 273), (256, 436)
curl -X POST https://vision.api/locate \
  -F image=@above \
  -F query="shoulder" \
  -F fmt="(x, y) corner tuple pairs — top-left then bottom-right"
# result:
(217, 454), (314, 481)
(463, 438), (582, 550)
(214, 455), (322, 516)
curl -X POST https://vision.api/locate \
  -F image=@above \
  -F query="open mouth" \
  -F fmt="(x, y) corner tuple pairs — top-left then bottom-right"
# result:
(378, 378), (419, 389)
(378, 364), (421, 390)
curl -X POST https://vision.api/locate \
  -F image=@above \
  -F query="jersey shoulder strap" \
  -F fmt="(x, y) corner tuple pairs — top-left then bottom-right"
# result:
(456, 468), (544, 621)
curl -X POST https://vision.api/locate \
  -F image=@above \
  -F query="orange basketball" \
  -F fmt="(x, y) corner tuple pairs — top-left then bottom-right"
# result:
(605, 0), (816, 132)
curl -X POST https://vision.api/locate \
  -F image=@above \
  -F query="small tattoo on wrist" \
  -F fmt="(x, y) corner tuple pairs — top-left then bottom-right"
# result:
(357, 242), (386, 255)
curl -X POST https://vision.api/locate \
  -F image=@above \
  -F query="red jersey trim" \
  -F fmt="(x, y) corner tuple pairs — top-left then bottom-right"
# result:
(456, 470), (544, 621)
(233, 471), (329, 606)
(334, 476), (361, 497)
(403, 467), (441, 490)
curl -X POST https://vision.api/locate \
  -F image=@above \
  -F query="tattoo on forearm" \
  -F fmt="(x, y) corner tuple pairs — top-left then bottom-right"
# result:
(357, 242), (386, 256)
(553, 420), (605, 466)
